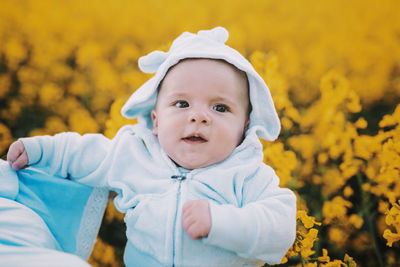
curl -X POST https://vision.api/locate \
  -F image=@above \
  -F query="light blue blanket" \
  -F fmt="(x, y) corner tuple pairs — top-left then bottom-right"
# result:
(0, 159), (108, 266)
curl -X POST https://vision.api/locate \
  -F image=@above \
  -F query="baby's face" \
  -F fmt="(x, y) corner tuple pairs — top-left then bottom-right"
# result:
(151, 59), (250, 170)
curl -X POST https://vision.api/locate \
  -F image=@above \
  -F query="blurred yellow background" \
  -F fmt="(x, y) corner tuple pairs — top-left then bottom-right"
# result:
(0, 0), (399, 266)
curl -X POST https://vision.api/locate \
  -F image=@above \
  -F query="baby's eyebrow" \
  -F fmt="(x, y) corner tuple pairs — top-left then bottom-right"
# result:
(168, 89), (190, 96)
(211, 96), (235, 105)
(162, 92), (188, 99)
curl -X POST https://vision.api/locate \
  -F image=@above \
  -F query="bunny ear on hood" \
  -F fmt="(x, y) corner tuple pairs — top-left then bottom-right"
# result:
(121, 26), (281, 141)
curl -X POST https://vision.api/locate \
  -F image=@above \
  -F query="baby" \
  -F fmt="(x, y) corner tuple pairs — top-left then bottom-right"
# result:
(8, 27), (296, 266)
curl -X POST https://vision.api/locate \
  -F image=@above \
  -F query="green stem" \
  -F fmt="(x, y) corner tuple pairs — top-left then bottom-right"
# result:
(301, 257), (306, 267)
(356, 174), (384, 267)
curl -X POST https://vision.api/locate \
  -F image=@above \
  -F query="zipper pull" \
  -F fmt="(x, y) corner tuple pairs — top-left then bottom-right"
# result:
(171, 175), (186, 181)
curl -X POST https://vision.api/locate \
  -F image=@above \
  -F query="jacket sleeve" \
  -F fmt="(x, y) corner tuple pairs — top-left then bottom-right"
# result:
(203, 165), (296, 265)
(20, 132), (112, 187)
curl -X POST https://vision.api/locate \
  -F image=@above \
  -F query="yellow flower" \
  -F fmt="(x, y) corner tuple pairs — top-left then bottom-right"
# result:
(383, 229), (400, 247)
(68, 109), (99, 134)
(288, 135), (316, 159)
(263, 142), (297, 187)
(385, 202), (400, 225)
(354, 135), (379, 160)
(300, 228), (318, 258)
(4, 37), (27, 70)
(76, 42), (104, 69)
(322, 196), (352, 224)
(39, 83), (64, 107)
(344, 254), (357, 267)
(93, 61), (120, 93)
(379, 104), (400, 128)
(68, 76), (91, 97)
(105, 98), (137, 139)
(343, 186), (354, 198)
(354, 117), (368, 129)
(297, 210), (321, 229)
(113, 43), (140, 69)
(19, 83), (38, 106)
(88, 237), (119, 267)
(328, 227), (349, 248)
(349, 214), (364, 229)
(321, 167), (346, 196)
(281, 117), (293, 131)
(383, 201), (400, 247)
(321, 260), (346, 267)
(44, 116), (68, 134)
(48, 63), (73, 82)
(317, 248), (330, 263)
(345, 90), (362, 113)
(318, 152), (329, 165)
(54, 97), (84, 120)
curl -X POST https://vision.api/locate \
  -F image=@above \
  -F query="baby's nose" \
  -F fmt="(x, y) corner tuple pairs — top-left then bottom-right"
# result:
(189, 109), (211, 125)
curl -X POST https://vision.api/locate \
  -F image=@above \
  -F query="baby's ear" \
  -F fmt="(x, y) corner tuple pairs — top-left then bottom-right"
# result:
(244, 119), (250, 133)
(151, 110), (158, 135)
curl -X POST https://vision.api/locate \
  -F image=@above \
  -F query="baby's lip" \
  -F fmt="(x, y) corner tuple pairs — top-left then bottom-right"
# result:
(182, 133), (208, 143)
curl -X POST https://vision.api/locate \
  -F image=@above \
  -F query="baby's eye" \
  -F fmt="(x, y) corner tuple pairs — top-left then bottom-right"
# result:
(213, 104), (229, 113)
(175, 101), (189, 108)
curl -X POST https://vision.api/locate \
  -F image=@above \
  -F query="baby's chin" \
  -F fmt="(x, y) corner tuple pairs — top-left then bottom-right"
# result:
(171, 156), (228, 170)
(173, 160), (211, 170)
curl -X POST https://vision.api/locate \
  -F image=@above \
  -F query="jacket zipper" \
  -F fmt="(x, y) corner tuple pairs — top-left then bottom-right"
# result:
(171, 175), (186, 267)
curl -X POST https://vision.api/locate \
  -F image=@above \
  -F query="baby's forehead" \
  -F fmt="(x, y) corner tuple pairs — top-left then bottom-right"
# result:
(170, 58), (246, 76)
(160, 58), (249, 91)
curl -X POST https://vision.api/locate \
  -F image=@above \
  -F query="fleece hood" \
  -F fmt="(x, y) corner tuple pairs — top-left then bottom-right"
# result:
(121, 26), (281, 141)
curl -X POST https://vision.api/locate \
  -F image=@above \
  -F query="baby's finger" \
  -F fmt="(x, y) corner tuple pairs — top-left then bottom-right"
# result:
(182, 213), (195, 231)
(185, 224), (201, 240)
(7, 141), (24, 163)
(182, 200), (195, 214)
(6, 144), (16, 163)
(11, 151), (28, 170)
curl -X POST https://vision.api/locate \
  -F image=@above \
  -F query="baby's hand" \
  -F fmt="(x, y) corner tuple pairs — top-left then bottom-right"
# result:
(7, 140), (28, 170)
(182, 199), (211, 240)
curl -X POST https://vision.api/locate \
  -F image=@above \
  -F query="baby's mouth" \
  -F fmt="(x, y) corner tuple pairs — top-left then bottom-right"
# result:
(182, 135), (207, 143)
